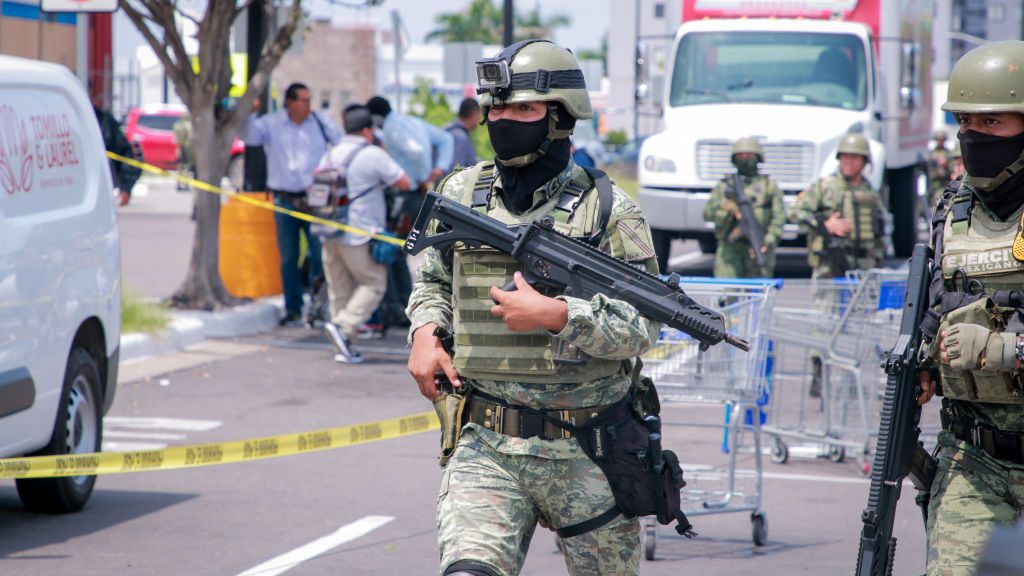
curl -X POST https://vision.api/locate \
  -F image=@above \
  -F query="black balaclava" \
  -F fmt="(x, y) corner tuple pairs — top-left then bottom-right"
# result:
(959, 130), (1024, 220)
(488, 103), (575, 213)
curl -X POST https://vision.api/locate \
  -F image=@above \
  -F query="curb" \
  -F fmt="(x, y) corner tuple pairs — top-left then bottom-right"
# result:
(120, 297), (284, 364)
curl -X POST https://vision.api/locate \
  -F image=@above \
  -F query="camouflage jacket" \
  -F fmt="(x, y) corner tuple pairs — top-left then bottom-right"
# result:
(704, 173), (786, 246)
(406, 162), (661, 456)
(788, 171), (888, 264)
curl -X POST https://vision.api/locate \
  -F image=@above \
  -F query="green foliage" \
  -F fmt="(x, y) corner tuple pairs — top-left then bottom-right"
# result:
(122, 289), (170, 334)
(604, 129), (628, 149)
(426, 0), (570, 44)
(407, 78), (495, 163)
(408, 79), (454, 127)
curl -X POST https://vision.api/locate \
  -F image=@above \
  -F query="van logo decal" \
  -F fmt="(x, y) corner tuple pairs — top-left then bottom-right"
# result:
(0, 105), (33, 195)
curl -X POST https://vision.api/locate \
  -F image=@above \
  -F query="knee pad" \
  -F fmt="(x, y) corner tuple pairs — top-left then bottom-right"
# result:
(444, 560), (500, 576)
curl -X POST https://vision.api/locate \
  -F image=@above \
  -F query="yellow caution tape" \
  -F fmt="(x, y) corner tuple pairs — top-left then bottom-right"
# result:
(106, 151), (406, 246)
(0, 411), (438, 479)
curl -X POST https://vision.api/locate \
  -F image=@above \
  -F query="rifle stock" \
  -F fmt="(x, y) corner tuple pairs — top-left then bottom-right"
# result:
(855, 243), (934, 576)
(728, 173), (767, 274)
(406, 192), (750, 352)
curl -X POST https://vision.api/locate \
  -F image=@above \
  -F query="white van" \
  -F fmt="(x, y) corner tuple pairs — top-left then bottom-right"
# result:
(0, 55), (120, 512)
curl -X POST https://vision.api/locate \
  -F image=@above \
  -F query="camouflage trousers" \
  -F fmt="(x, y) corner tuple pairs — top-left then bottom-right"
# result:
(437, 428), (640, 576)
(713, 242), (776, 278)
(926, 431), (1024, 576)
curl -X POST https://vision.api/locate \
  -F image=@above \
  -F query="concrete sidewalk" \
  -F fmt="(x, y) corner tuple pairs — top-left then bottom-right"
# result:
(119, 296), (284, 364)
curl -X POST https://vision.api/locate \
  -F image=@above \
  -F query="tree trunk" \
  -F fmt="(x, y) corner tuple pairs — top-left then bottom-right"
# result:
(169, 99), (242, 310)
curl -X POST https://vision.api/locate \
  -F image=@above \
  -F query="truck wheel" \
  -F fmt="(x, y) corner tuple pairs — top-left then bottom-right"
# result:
(698, 237), (717, 255)
(16, 347), (103, 513)
(650, 228), (673, 271)
(887, 165), (918, 257)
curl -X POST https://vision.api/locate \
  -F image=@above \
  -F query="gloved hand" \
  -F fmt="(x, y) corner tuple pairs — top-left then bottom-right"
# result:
(721, 199), (740, 218)
(944, 324), (990, 371)
(982, 331), (1018, 371)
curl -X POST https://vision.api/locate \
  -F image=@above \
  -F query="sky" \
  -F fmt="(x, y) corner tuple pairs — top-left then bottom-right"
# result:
(114, 0), (611, 64)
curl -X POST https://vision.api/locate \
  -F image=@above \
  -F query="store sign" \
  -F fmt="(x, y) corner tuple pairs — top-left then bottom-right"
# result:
(41, 0), (119, 13)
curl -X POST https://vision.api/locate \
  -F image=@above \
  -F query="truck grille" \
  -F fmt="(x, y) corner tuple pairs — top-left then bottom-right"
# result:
(696, 140), (815, 190)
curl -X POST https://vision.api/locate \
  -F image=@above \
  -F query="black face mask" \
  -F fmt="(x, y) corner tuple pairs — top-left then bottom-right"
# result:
(958, 130), (1024, 179)
(488, 117), (549, 162)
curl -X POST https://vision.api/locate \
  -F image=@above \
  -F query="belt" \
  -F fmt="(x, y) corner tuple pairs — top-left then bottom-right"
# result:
(943, 409), (1024, 465)
(270, 189), (306, 196)
(464, 394), (612, 441)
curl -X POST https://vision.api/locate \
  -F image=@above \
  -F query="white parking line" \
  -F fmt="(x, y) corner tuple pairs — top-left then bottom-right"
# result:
(104, 417), (222, 431)
(235, 516), (395, 576)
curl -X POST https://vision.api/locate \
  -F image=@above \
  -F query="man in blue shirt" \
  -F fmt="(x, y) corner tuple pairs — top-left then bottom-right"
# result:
(365, 96), (454, 192)
(444, 97), (481, 173)
(246, 83), (342, 325)
(364, 96), (454, 334)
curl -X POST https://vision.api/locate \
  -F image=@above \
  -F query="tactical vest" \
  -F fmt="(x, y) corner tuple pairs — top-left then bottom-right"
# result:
(807, 183), (882, 266)
(936, 196), (1024, 405)
(449, 162), (622, 384)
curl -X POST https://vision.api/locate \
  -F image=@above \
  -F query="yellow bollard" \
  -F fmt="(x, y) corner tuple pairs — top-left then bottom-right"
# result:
(219, 192), (282, 298)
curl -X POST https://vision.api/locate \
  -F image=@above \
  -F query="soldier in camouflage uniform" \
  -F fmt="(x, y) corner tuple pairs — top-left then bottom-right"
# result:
(703, 137), (785, 277)
(405, 40), (660, 576)
(916, 41), (1024, 576)
(788, 133), (889, 280)
(928, 130), (953, 207)
(950, 140), (964, 182)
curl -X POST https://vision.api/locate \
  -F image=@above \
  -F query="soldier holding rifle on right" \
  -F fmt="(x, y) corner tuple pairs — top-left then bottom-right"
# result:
(914, 41), (1024, 576)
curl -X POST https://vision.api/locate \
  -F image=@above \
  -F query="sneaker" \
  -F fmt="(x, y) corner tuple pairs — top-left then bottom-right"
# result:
(278, 311), (303, 327)
(323, 322), (361, 363)
(334, 351), (363, 364)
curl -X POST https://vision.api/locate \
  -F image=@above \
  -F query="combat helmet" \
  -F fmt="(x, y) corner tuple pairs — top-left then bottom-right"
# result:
(476, 39), (592, 120)
(836, 133), (871, 164)
(732, 137), (764, 161)
(942, 41), (1024, 191)
(475, 40), (591, 167)
(942, 41), (1024, 115)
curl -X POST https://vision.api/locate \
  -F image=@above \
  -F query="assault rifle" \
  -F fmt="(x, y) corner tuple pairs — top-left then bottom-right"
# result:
(803, 213), (853, 276)
(405, 192), (750, 352)
(727, 173), (767, 275)
(855, 243), (937, 576)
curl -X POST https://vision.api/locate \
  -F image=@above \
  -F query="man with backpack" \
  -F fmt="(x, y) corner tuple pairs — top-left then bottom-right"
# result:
(317, 106), (410, 363)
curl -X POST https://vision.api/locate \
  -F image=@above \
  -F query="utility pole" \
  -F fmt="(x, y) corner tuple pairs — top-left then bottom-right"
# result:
(503, 0), (514, 47)
(243, 0), (268, 193)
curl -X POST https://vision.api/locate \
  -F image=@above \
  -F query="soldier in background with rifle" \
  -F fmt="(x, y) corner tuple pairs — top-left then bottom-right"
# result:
(789, 133), (890, 398)
(789, 133), (888, 280)
(703, 137), (785, 278)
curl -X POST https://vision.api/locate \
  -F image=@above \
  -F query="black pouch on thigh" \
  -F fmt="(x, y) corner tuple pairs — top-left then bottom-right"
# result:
(565, 396), (697, 538)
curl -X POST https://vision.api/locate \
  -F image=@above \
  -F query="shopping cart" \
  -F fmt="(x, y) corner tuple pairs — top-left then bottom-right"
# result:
(639, 278), (778, 560)
(763, 269), (907, 473)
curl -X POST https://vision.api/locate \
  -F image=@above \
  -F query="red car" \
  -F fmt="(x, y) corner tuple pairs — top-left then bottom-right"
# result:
(123, 104), (246, 188)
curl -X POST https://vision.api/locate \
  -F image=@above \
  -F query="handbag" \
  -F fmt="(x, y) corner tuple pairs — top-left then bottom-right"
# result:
(370, 230), (402, 265)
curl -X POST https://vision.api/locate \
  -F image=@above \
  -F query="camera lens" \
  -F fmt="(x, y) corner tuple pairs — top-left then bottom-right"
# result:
(483, 64), (500, 80)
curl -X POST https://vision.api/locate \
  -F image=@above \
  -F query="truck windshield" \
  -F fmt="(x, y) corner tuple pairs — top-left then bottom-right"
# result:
(669, 32), (867, 110)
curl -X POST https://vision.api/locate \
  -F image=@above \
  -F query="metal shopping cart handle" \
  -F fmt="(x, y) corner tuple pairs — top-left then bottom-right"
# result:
(407, 192), (750, 352)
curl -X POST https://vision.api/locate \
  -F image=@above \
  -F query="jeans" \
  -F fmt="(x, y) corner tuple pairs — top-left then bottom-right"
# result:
(273, 193), (323, 315)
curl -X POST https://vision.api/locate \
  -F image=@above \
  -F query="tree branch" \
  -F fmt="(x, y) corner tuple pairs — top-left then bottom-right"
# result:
(118, 1), (191, 94)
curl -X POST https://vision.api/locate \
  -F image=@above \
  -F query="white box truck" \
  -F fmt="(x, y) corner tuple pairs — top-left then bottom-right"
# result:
(638, 0), (933, 267)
